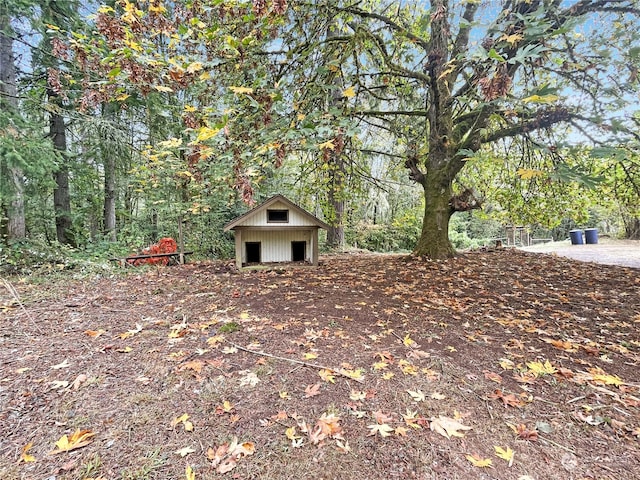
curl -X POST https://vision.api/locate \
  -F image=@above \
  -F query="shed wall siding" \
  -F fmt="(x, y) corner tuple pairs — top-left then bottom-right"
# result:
(235, 200), (316, 227)
(242, 230), (311, 263)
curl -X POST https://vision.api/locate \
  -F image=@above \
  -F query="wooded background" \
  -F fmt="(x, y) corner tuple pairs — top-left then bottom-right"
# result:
(1, 0), (639, 268)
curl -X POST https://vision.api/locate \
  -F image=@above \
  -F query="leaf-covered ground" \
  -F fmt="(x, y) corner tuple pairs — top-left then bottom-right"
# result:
(1, 250), (639, 480)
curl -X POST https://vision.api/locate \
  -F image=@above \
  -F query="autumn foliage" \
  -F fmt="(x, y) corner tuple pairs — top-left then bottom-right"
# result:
(128, 237), (177, 266)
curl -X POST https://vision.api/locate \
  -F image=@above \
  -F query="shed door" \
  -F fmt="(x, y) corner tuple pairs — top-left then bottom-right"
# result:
(246, 242), (261, 263)
(291, 241), (306, 262)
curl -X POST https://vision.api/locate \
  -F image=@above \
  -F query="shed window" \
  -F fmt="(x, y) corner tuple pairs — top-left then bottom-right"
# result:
(267, 209), (289, 223)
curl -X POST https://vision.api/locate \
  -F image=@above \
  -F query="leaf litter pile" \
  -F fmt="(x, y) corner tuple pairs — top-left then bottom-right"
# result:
(1, 250), (639, 479)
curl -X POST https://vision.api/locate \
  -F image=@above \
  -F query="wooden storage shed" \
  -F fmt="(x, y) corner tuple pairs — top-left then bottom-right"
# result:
(224, 195), (329, 269)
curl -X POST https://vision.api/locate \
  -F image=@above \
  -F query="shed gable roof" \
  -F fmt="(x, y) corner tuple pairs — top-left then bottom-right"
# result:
(223, 194), (329, 231)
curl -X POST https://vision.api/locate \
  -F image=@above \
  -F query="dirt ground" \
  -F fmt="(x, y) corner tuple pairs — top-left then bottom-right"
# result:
(1, 249), (639, 480)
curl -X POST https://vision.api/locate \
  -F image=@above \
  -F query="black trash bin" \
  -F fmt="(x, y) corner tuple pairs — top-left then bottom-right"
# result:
(584, 228), (598, 244)
(569, 229), (584, 245)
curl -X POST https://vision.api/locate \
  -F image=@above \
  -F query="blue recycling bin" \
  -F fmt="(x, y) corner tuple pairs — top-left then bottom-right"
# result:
(569, 229), (584, 245)
(584, 228), (598, 244)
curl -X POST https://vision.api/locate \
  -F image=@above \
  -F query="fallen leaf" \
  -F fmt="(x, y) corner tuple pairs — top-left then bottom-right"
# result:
(407, 389), (426, 402)
(508, 423), (538, 441)
(431, 392), (446, 400)
(19, 443), (36, 463)
(50, 429), (95, 455)
(349, 390), (366, 401)
(285, 426), (300, 441)
(239, 371), (260, 387)
(179, 360), (204, 374)
(494, 445), (514, 466)
(335, 439), (351, 453)
(172, 414), (190, 428)
(430, 415), (472, 439)
(367, 423), (394, 437)
(484, 371), (503, 383)
(466, 453), (493, 468)
(71, 374), (88, 390)
(51, 359), (71, 370)
(84, 329), (106, 338)
(526, 360), (557, 377)
(185, 465), (195, 480)
(175, 446), (196, 457)
(50, 380), (69, 389)
(217, 458), (237, 473)
(318, 369), (335, 383)
(372, 410), (394, 424)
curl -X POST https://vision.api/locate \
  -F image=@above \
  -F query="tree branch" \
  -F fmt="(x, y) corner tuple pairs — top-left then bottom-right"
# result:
(341, 5), (430, 51)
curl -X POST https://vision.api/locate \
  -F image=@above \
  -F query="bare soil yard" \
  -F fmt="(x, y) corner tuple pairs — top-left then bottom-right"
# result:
(1, 249), (639, 479)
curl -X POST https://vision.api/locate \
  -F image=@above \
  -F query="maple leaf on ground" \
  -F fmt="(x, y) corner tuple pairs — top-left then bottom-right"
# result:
(285, 426), (301, 441)
(318, 369), (335, 383)
(372, 361), (389, 370)
(239, 371), (260, 387)
(526, 360), (557, 377)
(19, 443), (36, 463)
(407, 389), (426, 402)
(172, 413), (194, 432)
(208, 438), (255, 473)
(335, 439), (351, 453)
(512, 372), (538, 384)
(178, 360), (204, 374)
(118, 323), (143, 339)
(587, 367), (624, 386)
(508, 423), (538, 441)
(185, 465), (195, 480)
(466, 453), (493, 468)
(175, 446), (196, 457)
(304, 383), (321, 398)
(349, 390), (366, 401)
(430, 415), (472, 439)
(51, 359), (71, 370)
(372, 410), (394, 424)
(488, 389), (527, 408)
(402, 409), (425, 429)
(315, 413), (343, 440)
(50, 429), (96, 455)
(218, 458), (237, 474)
(494, 445), (515, 466)
(84, 329), (106, 338)
(484, 370), (503, 383)
(367, 423), (394, 438)
(340, 368), (365, 382)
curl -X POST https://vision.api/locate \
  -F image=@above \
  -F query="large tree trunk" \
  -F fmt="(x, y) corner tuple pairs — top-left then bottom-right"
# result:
(326, 151), (345, 248)
(413, 168), (455, 259)
(0, 14), (25, 242)
(324, 23), (346, 249)
(49, 92), (75, 246)
(411, 0), (459, 259)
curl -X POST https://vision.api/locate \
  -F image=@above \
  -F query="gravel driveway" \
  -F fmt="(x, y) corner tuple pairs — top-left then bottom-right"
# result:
(522, 238), (640, 269)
